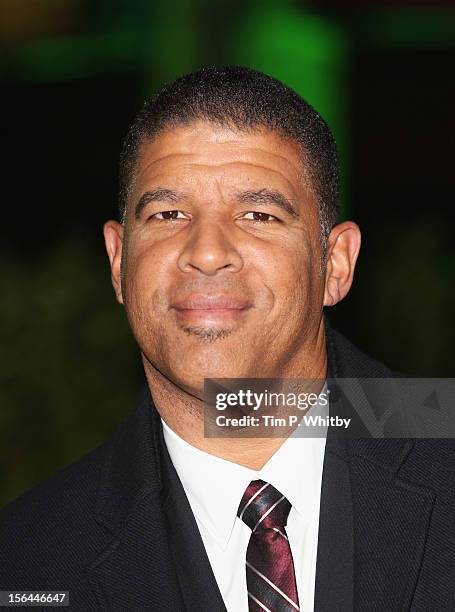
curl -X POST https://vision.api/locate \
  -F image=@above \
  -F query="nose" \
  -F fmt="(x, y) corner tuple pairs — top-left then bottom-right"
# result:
(177, 220), (243, 276)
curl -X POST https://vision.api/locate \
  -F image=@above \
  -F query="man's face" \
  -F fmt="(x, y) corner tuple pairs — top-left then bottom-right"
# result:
(118, 122), (326, 395)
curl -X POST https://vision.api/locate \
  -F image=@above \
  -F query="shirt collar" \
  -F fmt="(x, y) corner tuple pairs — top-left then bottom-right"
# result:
(162, 418), (254, 549)
(161, 390), (327, 551)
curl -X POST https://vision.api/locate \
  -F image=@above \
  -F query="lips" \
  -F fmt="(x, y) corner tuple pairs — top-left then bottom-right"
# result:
(171, 294), (253, 323)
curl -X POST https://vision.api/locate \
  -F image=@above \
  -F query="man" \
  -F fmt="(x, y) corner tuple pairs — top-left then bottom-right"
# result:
(1, 66), (454, 611)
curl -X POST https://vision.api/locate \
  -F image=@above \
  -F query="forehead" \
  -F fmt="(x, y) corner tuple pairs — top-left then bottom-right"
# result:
(132, 121), (308, 197)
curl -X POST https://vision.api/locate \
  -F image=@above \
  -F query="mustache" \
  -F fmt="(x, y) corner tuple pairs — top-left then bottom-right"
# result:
(168, 278), (254, 303)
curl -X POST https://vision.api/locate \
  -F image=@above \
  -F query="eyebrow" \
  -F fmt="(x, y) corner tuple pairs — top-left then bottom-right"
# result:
(134, 188), (185, 219)
(134, 186), (299, 219)
(236, 189), (299, 218)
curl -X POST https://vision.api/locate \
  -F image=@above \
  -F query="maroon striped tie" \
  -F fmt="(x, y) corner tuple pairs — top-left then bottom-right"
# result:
(237, 480), (300, 612)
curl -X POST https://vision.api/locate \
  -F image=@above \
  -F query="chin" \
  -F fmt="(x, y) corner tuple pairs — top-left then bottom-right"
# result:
(180, 324), (235, 344)
(144, 326), (260, 389)
(170, 357), (249, 395)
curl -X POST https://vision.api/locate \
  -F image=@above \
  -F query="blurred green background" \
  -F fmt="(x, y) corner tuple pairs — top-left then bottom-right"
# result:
(1, 0), (454, 508)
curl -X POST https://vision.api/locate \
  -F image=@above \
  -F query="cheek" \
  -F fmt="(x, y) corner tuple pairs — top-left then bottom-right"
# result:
(123, 241), (171, 322)
(263, 240), (321, 320)
(263, 238), (311, 290)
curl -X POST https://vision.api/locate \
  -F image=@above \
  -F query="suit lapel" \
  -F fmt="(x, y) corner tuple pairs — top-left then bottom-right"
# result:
(348, 439), (435, 611)
(85, 386), (225, 612)
(322, 323), (436, 611)
(161, 442), (228, 612)
(87, 491), (185, 611)
(314, 437), (354, 611)
(315, 435), (435, 612)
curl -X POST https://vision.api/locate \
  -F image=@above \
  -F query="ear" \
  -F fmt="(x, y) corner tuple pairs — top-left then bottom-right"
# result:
(103, 220), (124, 304)
(323, 221), (361, 307)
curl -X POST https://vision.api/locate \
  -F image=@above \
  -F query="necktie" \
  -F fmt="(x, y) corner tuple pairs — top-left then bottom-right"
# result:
(237, 479), (300, 612)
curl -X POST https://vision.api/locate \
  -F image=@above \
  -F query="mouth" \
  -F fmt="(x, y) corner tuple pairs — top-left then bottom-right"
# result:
(171, 294), (253, 324)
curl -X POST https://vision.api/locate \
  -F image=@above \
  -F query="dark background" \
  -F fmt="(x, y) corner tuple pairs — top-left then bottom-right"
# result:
(1, 0), (454, 508)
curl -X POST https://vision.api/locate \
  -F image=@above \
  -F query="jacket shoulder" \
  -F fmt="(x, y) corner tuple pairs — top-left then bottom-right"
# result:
(0, 441), (113, 587)
(327, 325), (393, 378)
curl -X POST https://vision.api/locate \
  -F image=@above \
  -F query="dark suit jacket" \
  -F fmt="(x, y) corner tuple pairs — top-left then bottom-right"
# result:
(1, 326), (454, 611)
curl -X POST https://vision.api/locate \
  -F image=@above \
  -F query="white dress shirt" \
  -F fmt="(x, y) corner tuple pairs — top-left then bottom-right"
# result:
(162, 403), (327, 612)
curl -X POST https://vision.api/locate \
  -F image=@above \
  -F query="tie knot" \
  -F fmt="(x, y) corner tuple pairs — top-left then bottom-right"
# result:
(237, 480), (292, 532)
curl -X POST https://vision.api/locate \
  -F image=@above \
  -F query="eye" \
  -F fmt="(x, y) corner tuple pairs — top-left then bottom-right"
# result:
(242, 211), (279, 223)
(150, 210), (187, 221)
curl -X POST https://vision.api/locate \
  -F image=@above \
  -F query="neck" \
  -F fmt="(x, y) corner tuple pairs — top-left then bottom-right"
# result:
(143, 321), (328, 470)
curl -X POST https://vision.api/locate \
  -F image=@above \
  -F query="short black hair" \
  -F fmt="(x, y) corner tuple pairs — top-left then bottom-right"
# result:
(119, 66), (340, 245)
